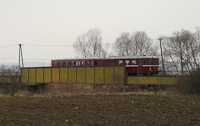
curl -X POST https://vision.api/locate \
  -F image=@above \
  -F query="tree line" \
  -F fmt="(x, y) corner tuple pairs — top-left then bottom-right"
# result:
(162, 27), (200, 75)
(73, 27), (200, 75)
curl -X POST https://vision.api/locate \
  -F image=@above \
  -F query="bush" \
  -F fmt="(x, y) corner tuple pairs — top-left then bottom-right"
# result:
(1, 83), (21, 96)
(0, 65), (21, 96)
(174, 68), (200, 95)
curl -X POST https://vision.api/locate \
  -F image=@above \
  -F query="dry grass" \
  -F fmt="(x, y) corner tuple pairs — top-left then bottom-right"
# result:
(35, 83), (125, 96)
(174, 68), (200, 95)
(21, 83), (177, 98)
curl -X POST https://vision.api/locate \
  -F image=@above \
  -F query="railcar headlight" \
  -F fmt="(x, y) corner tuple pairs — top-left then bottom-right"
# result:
(149, 68), (151, 71)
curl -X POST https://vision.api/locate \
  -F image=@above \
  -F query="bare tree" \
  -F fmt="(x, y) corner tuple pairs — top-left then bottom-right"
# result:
(73, 35), (89, 57)
(193, 26), (200, 68)
(73, 28), (106, 58)
(163, 29), (200, 75)
(195, 26), (200, 44)
(148, 45), (159, 56)
(113, 32), (132, 56)
(113, 31), (153, 56)
(103, 42), (111, 57)
(131, 31), (153, 55)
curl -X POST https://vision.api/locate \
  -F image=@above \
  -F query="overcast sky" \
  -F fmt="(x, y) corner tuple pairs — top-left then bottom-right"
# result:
(0, 0), (200, 66)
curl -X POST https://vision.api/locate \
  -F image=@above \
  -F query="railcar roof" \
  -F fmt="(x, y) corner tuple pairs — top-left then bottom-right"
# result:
(52, 56), (159, 61)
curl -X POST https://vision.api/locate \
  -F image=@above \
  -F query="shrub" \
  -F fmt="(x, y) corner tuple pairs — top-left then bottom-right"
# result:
(0, 65), (21, 96)
(174, 68), (200, 95)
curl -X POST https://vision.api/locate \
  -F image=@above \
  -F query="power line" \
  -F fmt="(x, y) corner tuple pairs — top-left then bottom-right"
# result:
(25, 44), (73, 47)
(1, 41), (162, 48)
(0, 58), (18, 60)
(23, 58), (51, 61)
(22, 43), (113, 47)
(0, 57), (51, 61)
(0, 45), (17, 48)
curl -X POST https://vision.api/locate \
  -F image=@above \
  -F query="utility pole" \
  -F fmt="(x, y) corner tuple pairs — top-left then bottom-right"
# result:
(158, 38), (165, 75)
(18, 44), (24, 70)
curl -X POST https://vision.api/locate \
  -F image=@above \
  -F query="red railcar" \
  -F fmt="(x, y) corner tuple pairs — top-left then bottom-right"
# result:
(51, 56), (159, 75)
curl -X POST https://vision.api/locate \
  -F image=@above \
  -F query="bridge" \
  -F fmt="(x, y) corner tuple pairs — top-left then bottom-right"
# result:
(20, 66), (177, 86)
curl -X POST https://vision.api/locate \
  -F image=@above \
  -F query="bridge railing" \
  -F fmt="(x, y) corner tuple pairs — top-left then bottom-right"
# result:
(21, 66), (126, 85)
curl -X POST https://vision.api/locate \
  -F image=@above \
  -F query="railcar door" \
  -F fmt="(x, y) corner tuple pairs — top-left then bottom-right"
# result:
(138, 59), (143, 74)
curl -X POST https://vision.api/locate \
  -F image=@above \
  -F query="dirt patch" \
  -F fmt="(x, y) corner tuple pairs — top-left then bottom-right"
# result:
(0, 95), (200, 126)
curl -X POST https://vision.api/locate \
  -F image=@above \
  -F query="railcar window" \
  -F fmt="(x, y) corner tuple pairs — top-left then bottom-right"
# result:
(156, 60), (159, 65)
(79, 61), (83, 66)
(88, 61), (91, 66)
(63, 62), (66, 66)
(68, 62), (72, 66)
(132, 60), (136, 65)
(112, 60), (115, 66)
(73, 62), (76, 66)
(85, 61), (88, 66)
(118, 60), (123, 66)
(149, 60), (152, 65)
(57, 62), (61, 67)
(105, 60), (109, 66)
(94, 61), (97, 66)
(143, 59), (146, 65)
(125, 60), (129, 65)
(139, 60), (142, 66)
